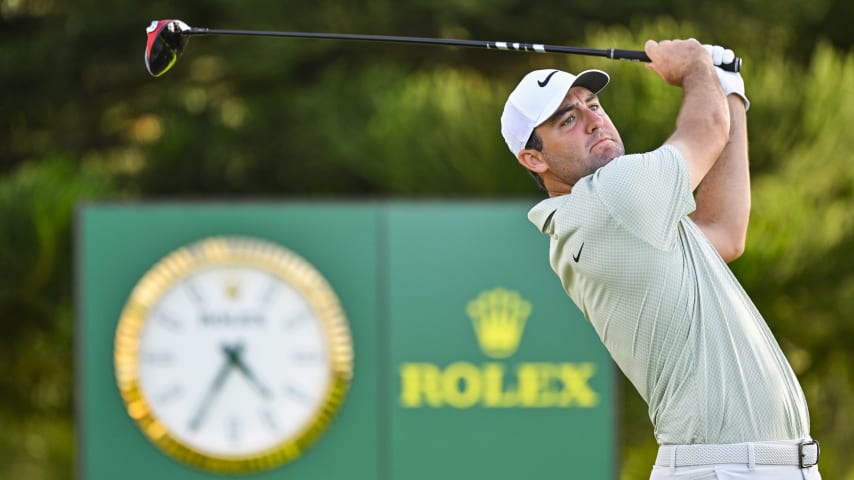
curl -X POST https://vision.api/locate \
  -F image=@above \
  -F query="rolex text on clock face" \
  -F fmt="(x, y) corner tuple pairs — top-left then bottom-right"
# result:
(138, 264), (331, 457)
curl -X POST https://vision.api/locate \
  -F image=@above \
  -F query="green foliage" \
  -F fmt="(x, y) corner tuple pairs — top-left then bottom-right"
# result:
(732, 44), (854, 478)
(307, 65), (534, 194)
(0, 157), (113, 479)
(0, 2), (852, 479)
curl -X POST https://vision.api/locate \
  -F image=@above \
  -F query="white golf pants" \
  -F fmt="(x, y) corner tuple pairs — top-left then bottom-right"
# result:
(650, 463), (821, 479)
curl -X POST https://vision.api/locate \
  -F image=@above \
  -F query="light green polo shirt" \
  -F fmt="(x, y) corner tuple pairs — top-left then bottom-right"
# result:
(529, 144), (810, 445)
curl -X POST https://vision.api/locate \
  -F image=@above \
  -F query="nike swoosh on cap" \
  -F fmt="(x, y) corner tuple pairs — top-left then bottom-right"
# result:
(537, 70), (559, 87)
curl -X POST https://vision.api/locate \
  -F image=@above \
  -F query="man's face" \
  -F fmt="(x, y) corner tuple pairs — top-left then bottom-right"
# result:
(529, 86), (624, 191)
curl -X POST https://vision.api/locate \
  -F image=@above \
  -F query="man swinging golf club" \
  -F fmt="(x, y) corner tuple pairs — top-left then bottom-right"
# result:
(502, 39), (821, 479)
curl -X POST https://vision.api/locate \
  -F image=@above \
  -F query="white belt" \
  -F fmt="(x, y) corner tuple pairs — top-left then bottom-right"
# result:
(655, 440), (820, 468)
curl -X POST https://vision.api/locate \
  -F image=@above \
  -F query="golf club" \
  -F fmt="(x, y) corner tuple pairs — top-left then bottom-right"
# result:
(145, 19), (742, 77)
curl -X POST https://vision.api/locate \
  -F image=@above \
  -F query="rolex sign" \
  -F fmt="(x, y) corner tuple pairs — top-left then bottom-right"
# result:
(387, 203), (615, 480)
(399, 288), (599, 409)
(79, 202), (615, 480)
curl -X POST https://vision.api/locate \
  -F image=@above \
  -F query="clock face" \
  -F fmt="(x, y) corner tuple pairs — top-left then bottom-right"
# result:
(115, 237), (353, 473)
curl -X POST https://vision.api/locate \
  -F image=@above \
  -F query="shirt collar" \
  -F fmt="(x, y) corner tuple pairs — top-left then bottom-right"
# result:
(527, 196), (566, 235)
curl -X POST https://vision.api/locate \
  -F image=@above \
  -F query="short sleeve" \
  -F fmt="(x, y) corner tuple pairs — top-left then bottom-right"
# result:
(591, 145), (696, 249)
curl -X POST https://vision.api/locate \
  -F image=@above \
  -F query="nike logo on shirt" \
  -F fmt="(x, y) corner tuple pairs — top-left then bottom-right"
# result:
(572, 242), (584, 263)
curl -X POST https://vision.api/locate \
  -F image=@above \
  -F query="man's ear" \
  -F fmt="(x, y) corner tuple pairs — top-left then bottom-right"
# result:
(517, 149), (548, 175)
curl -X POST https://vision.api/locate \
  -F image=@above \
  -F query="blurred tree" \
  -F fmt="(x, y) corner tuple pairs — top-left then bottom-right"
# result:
(0, 157), (113, 479)
(0, 1), (852, 479)
(735, 43), (854, 478)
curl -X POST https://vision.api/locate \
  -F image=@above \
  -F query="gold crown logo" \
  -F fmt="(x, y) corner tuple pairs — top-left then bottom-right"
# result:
(466, 288), (531, 359)
(224, 278), (241, 300)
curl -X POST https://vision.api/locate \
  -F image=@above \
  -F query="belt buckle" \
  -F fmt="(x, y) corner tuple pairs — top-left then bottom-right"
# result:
(798, 439), (820, 468)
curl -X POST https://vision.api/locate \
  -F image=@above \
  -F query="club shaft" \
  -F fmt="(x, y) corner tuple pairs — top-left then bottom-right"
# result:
(185, 27), (741, 72)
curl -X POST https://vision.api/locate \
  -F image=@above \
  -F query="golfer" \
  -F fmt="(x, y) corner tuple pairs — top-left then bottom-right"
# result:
(501, 39), (821, 479)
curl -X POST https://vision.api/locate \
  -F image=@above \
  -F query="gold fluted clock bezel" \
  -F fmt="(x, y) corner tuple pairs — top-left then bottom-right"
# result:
(114, 236), (353, 474)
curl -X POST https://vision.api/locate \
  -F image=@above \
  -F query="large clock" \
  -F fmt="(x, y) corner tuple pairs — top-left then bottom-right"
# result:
(114, 236), (353, 474)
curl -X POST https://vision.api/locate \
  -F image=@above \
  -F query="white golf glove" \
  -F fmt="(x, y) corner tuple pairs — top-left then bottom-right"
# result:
(704, 44), (749, 111)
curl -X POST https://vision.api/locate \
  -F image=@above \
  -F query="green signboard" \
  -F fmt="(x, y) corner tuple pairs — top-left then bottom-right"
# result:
(77, 202), (615, 479)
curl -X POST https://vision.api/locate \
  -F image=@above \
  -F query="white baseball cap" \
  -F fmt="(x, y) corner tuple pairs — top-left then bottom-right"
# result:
(500, 69), (610, 156)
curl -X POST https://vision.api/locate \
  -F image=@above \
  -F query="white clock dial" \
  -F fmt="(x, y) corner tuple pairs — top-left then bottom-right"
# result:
(115, 237), (352, 473)
(139, 266), (330, 456)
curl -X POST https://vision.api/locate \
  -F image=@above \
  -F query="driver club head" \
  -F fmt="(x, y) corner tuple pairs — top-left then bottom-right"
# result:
(145, 19), (191, 77)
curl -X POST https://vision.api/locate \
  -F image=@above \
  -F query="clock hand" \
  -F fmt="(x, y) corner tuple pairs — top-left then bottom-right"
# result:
(225, 343), (273, 400)
(188, 344), (236, 431)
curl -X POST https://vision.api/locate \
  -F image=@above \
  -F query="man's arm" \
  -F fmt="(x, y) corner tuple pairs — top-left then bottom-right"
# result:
(691, 96), (750, 262)
(644, 39), (730, 191)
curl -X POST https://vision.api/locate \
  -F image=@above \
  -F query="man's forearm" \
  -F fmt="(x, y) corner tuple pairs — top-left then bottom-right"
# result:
(691, 95), (750, 261)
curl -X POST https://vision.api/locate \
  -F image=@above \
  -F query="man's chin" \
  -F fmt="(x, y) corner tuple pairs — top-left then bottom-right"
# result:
(593, 149), (623, 169)
(591, 140), (624, 157)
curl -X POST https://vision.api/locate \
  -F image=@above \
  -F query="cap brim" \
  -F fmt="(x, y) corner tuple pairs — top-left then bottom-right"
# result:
(572, 69), (610, 95)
